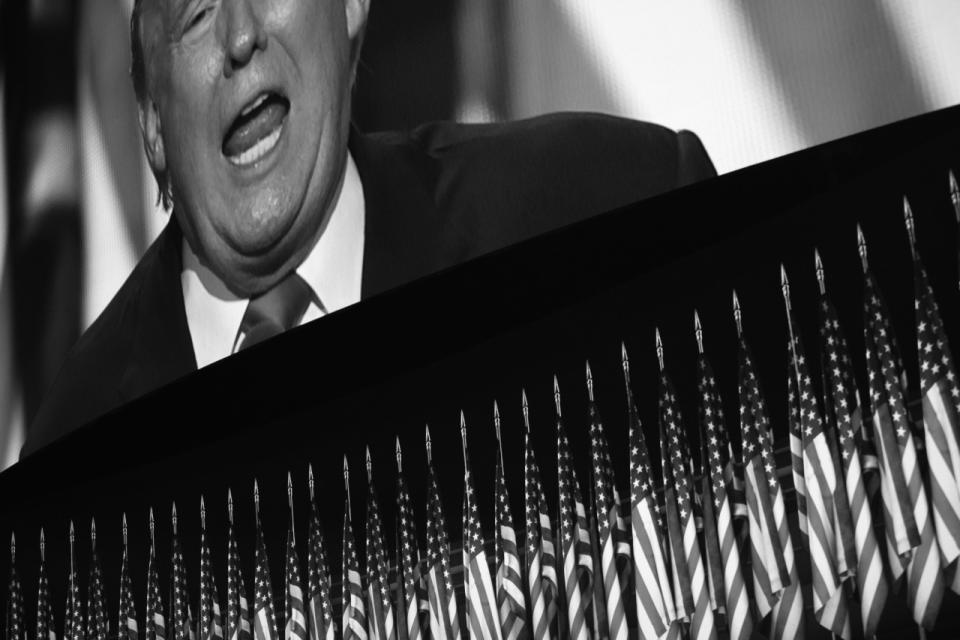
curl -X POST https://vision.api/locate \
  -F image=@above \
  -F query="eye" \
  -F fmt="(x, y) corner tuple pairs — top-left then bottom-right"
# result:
(187, 4), (213, 31)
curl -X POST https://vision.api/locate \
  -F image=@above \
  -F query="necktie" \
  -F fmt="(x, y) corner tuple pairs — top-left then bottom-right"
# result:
(235, 271), (314, 351)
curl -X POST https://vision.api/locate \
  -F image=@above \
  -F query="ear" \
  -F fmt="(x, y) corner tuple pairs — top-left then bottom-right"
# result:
(344, 0), (370, 45)
(138, 97), (166, 178)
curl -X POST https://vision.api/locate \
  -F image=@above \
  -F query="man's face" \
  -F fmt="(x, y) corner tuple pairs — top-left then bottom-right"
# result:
(140, 0), (365, 296)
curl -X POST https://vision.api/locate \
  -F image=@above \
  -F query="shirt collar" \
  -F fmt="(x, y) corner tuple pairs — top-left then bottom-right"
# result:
(181, 151), (365, 368)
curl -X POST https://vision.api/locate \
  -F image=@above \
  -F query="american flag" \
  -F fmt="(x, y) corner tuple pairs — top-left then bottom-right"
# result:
(494, 453), (527, 640)
(785, 301), (851, 639)
(626, 380), (677, 640)
(254, 517), (279, 640)
(364, 458), (397, 640)
(284, 528), (308, 640)
(86, 534), (108, 640)
(146, 538), (167, 640)
(394, 448), (423, 640)
(120, 542), (138, 640)
(697, 353), (753, 640)
(172, 513), (194, 640)
(556, 412), (591, 640)
(736, 335), (803, 640)
(818, 290), (887, 638)
(523, 426), (556, 640)
(658, 371), (717, 640)
(695, 421), (724, 616)
(37, 542), (56, 640)
(200, 528), (225, 640)
(913, 257), (960, 595)
(862, 266), (944, 629)
(586, 486), (610, 639)
(342, 496), (368, 640)
(227, 523), (252, 640)
(307, 502), (336, 640)
(461, 419), (504, 640)
(6, 537), (23, 640)
(66, 530), (85, 640)
(587, 397), (628, 640)
(787, 370), (808, 544)
(424, 454), (460, 640)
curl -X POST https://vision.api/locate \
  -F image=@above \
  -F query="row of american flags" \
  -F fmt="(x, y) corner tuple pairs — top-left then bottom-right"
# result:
(6, 178), (960, 640)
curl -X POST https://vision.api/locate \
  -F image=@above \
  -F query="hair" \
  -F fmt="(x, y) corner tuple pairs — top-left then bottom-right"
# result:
(128, 0), (366, 212)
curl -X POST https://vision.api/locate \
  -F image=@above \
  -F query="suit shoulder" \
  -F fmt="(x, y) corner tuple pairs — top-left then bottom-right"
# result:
(401, 113), (713, 250)
(21, 230), (167, 458)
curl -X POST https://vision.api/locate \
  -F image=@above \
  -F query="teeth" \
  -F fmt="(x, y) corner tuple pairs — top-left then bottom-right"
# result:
(240, 93), (269, 118)
(227, 123), (283, 167)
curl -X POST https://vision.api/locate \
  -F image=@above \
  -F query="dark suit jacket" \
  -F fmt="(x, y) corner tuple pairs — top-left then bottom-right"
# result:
(22, 112), (715, 458)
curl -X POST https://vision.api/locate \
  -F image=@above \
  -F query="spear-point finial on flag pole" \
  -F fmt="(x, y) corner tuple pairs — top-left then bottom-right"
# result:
(694, 310), (704, 355)
(172, 501), (178, 536)
(460, 410), (469, 466)
(91, 517), (97, 552)
(522, 388), (531, 433)
(343, 455), (352, 522)
(781, 264), (804, 396)
(815, 248), (826, 295)
(288, 471), (296, 545)
(655, 327), (664, 372)
(254, 478), (260, 519)
(308, 464), (315, 502)
(733, 290), (743, 337)
(228, 489), (234, 526)
(365, 446), (373, 485)
(585, 360), (594, 402)
(40, 528), (45, 562)
(857, 223), (869, 273)
(69, 520), (75, 568)
(621, 341), (632, 400)
(951, 170), (960, 222)
(425, 425), (433, 464)
(903, 196), (918, 260)
(10, 531), (14, 563)
(395, 437), (403, 474)
(780, 264), (792, 312)
(122, 513), (128, 549)
(494, 399), (505, 469)
(553, 374), (562, 418)
(201, 495), (206, 532)
(149, 507), (156, 548)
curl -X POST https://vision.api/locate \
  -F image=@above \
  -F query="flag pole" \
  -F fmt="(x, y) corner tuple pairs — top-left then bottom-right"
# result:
(903, 196), (918, 260)
(149, 507), (156, 551)
(288, 471), (296, 546)
(694, 310), (704, 355)
(522, 389), (531, 434)
(173, 501), (179, 537)
(254, 478), (260, 522)
(460, 410), (469, 468)
(733, 290), (743, 338)
(91, 517), (97, 553)
(780, 264), (806, 412)
(69, 520), (76, 585)
(308, 464), (315, 503)
(228, 489), (234, 527)
(201, 495), (206, 533)
(425, 425), (433, 465)
(343, 456), (351, 523)
(494, 400), (505, 470)
(122, 513), (128, 550)
(395, 437), (403, 474)
(9, 530), (14, 565)
(585, 360), (594, 403)
(40, 528), (45, 563)
(621, 341), (632, 405)
(950, 171), (960, 292)
(553, 375), (562, 419)
(655, 327), (664, 372)
(815, 249), (826, 296)
(857, 224), (869, 274)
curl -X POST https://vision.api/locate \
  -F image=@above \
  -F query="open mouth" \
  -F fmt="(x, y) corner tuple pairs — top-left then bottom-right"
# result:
(222, 91), (290, 167)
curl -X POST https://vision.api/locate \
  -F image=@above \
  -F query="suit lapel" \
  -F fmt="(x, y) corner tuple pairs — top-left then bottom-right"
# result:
(350, 128), (445, 299)
(118, 216), (197, 403)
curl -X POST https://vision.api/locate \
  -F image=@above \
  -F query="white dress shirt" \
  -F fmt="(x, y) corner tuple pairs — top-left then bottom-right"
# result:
(181, 152), (365, 369)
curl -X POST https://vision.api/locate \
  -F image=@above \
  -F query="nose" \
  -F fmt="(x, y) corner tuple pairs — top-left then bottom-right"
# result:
(220, 0), (267, 77)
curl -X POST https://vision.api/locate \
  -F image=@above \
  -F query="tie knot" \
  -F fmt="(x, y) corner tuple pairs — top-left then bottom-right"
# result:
(236, 272), (313, 351)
